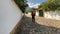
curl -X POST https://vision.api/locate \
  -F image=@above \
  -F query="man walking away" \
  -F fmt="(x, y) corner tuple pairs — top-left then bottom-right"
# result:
(31, 9), (36, 22)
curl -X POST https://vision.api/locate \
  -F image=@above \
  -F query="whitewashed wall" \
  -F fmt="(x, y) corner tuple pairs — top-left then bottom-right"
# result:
(44, 10), (60, 20)
(0, 0), (23, 34)
(36, 12), (39, 16)
(27, 11), (39, 16)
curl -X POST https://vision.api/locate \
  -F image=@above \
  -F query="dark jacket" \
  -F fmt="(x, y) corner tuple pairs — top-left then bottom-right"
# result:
(31, 11), (36, 16)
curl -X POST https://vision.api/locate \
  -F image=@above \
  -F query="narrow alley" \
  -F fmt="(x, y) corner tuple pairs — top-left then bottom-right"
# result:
(11, 15), (60, 34)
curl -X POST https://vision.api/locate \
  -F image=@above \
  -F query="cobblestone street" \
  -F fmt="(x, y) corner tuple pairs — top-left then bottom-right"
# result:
(13, 15), (60, 34)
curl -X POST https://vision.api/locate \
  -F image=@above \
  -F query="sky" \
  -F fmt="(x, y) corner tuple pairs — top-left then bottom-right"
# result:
(27, 0), (47, 8)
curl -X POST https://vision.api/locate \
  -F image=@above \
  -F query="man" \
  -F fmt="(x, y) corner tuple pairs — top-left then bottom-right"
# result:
(31, 9), (36, 22)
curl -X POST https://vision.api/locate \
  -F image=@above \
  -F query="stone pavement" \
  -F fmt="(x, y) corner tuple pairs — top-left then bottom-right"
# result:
(14, 15), (60, 34)
(26, 14), (60, 28)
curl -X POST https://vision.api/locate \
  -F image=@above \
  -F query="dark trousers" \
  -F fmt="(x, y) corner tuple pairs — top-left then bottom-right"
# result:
(32, 15), (35, 22)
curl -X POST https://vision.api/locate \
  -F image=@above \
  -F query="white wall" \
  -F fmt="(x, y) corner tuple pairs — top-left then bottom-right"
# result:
(0, 0), (22, 34)
(44, 11), (60, 20)
(36, 12), (39, 16)
(27, 11), (39, 16)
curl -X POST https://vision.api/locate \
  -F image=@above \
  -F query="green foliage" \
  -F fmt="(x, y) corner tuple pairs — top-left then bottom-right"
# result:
(57, 7), (60, 10)
(14, 0), (28, 13)
(39, 0), (60, 11)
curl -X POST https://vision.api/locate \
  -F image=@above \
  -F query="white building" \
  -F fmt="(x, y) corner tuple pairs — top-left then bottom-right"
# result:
(0, 0), (23, 34)
(44, 10), (60, 20)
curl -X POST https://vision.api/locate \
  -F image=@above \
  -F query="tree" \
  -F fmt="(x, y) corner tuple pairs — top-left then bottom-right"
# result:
(14, 0), (28, 13)
(38, 0), (60, 11)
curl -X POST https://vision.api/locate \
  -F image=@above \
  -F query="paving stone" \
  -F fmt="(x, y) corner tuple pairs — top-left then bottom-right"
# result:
(14, 16), (60, 34)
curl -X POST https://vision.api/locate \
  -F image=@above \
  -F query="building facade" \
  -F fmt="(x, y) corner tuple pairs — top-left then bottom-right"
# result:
(0, 0), (23, 34)
(44, 10), (60, 20)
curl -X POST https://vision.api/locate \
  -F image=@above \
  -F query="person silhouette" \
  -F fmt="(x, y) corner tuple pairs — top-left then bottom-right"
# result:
(31, 9), (36, 22)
